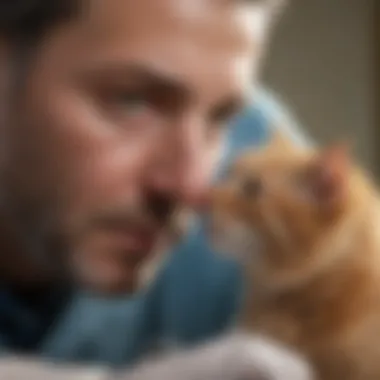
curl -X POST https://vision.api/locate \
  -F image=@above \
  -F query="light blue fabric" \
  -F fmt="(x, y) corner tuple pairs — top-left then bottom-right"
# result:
(0, 89), (306, 367)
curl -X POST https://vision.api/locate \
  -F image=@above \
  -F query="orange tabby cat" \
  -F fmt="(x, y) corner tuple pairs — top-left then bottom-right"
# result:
(209, 134), (380, 380)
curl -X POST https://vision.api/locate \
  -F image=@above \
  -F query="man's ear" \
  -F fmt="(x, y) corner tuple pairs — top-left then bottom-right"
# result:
(306, 142), (351, 206)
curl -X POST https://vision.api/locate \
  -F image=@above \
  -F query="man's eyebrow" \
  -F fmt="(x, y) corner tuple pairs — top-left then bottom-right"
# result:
(79, 60), (247, 115)
(80, 61), (191, 93)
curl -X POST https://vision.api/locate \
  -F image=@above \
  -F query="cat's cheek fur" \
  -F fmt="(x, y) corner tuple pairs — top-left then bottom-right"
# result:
(210, 218), (262, 262)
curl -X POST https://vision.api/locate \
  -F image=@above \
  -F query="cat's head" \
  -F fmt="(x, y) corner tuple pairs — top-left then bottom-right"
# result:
(209, 133), (365, 289)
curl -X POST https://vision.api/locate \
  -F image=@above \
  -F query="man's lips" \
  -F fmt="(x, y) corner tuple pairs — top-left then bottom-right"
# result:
(105, 228), (160, 257)
(123, 231), (157, 252)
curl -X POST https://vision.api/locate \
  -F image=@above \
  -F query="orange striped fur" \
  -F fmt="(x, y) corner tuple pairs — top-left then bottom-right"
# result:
(210, 134), (380, 379)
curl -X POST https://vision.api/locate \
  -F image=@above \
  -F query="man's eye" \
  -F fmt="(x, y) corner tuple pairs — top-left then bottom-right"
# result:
(112, 92), (150, 114)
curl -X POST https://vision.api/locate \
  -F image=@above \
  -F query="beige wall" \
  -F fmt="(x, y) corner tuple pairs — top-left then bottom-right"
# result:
(262, 0), (375, 171)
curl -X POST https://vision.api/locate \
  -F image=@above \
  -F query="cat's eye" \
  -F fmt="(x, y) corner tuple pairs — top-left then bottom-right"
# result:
(241, 177), (262, 197)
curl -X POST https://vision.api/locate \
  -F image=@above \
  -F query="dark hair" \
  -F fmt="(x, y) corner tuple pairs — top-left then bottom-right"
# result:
(0, 0), (286, 44)
(0, 0), (79, 44)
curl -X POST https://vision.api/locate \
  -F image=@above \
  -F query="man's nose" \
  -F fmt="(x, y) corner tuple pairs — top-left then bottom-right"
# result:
(146, 155), (210, 210)
(144, 125), (213, 210)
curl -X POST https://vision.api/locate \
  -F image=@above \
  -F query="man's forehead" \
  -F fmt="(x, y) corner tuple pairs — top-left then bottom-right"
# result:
(40, 0), (269, 104)
(83, 0), (270, 19)
(80, 0), (267, 45)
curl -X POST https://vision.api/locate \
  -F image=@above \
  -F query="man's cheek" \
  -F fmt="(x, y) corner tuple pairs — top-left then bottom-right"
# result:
(67, 139), (149, 196)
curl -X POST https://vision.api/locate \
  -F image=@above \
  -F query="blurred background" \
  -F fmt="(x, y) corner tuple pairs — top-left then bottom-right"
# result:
(262, 0), (376, 174)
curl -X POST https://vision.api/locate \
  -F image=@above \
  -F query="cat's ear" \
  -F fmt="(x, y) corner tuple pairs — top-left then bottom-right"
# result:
(306, 142), (351, 206)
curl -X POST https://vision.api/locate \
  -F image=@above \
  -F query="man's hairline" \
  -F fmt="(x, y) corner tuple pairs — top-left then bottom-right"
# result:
(3, 0), (286, 91)
(1, 0), (286, 44)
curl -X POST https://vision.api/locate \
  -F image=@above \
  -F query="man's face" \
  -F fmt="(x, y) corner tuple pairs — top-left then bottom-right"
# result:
(0, 0), (269, 294)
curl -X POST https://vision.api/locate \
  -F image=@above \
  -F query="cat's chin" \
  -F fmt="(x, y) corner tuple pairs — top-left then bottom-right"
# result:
(209, 218), (261, 262)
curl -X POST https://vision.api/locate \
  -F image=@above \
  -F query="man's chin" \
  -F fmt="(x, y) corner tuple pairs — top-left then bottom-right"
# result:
(136, 223), (186, 291)
(79, 263), (165, 296)
(136, 242), (170, 291)
(76, 267), (136, 295)
(76, 247), (171, 296)
(71, 210), (193, 295)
